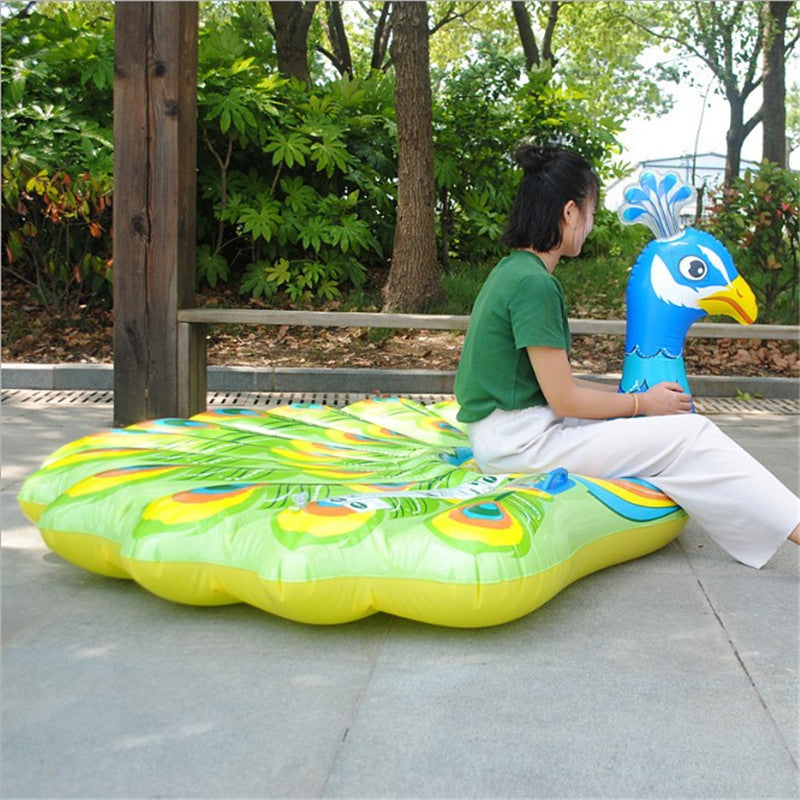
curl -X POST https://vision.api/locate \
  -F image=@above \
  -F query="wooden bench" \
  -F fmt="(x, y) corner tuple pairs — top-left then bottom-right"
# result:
(175, 307), (798, 415)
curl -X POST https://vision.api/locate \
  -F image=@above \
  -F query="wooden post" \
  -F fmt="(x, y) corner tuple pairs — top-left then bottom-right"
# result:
(113, 2), (204, 425)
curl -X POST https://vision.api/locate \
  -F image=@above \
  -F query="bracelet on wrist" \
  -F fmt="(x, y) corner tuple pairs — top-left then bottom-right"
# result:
(630, 393), (639, 417)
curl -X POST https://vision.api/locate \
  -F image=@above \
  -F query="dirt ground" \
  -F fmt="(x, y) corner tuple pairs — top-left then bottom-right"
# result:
(2, 278), (798, 379)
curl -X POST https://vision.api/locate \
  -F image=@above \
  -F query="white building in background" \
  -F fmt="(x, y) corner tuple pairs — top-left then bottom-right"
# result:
(604, 151), (761, 213)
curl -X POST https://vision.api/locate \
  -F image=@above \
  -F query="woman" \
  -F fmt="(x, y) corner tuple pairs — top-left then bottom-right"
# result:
(454, 143), (799, 568)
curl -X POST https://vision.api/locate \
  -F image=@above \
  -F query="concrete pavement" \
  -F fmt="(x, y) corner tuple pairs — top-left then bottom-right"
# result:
(2, 399), (798, 799)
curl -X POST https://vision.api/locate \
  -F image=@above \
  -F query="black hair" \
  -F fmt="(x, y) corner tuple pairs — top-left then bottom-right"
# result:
(500, 142), (600, 252)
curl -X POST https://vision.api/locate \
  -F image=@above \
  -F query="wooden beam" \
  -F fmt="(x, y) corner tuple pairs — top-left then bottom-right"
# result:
(175, 308), (800, 341)
(113, 2), (203, 425)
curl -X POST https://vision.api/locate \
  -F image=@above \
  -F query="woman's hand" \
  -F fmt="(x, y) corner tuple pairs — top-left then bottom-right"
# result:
(639, 382), (693, 416)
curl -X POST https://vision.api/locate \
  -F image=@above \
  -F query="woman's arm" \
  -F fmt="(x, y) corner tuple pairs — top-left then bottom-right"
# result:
(527, 346), (692, 419)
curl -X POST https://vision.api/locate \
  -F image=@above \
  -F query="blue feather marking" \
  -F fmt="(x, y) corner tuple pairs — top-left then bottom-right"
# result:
(574, 476), (680, 522)
(673, 184), (692, 203)
(660, 173), (677, 194)
(624, 187), (651, 205)
(624, 344), (683, 360)
(641, 171), (658, 193)
(621, 208), (647, 223)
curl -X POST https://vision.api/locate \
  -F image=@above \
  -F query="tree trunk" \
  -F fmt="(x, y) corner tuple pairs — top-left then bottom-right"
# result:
(725, 92), (746, 188)
(382, 1), (444, 313)
(762, 0), (791, 166)
(269, 1), (318, 85)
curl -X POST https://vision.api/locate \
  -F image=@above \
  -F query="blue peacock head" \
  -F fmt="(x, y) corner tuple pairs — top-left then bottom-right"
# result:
(616, 171), (757, 394)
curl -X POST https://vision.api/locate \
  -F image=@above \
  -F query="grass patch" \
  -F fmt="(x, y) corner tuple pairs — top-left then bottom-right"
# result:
(426, 253), (633, 318)
(557, 254), (630, 319)
(338, 243), (639, 320)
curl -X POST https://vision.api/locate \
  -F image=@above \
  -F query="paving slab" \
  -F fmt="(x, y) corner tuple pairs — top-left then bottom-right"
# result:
(2, 403), (797, 799)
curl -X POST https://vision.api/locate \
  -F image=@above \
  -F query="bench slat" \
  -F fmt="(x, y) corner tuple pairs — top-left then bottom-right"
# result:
(176, 308), (798, 341)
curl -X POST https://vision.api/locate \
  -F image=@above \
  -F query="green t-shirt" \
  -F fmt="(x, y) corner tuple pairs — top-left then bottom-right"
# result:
(454, 250), (571, 423)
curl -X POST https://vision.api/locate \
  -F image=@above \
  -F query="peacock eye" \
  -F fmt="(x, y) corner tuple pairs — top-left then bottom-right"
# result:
(678, 255), (708, 281)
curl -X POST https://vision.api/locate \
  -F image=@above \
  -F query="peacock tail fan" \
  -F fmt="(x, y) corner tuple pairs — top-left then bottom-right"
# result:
(617, 171), (695, 240)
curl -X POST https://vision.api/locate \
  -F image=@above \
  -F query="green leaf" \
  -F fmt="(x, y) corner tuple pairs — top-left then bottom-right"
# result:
(237, 197), (282, 242)
(279, 176), (318, 213)
(196, 245), (229, 289)
(316, 278), (341, 301)
(265, 131), (311, 168)
(297, 216), (329, 253)
(327, 215), (372, 254)
(265, 258), (292, 286)
(309, 138), (351, 177)
(240, 260), (276, 299)
(434, 154), (460, 189)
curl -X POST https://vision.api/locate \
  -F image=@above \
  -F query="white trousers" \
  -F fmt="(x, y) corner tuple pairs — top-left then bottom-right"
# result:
(467, 407), (799, 568)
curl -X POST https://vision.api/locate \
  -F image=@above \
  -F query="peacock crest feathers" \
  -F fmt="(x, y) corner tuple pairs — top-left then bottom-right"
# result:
(617, 171), (695, 240)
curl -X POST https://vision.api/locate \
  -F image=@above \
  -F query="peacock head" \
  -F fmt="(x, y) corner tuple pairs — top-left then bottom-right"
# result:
(618, 172), (757, 326)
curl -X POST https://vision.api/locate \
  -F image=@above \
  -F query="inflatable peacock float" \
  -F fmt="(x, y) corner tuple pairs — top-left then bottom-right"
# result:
(17, 172), (757, 628)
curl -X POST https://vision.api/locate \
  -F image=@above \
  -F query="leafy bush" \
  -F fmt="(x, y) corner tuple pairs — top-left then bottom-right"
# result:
(2, 2), (632, 316)
(2, 2), (114, 310)
(432, 44), (625, 267)
(196, 16), (394, 304)
(2, 155), (114, 312)
(704, 162), (799, 325)
(1, 2), (113, 174)
(581, 205), (650, 260)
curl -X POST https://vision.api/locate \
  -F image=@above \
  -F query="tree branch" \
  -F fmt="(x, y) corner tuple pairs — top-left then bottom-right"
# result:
(542, 1), (560, 64)
(324, 1), (353, 77)
(6, 0), (37, 22)
(371, 2), (394, 72)
(512, 1), (540, 70)
(429, 1), (480, 36)
(742, 106), (765, 139)
(620, 11), (716, 74)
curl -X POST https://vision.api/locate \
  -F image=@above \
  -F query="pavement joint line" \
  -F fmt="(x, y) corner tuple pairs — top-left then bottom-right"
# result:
(692, 575), (800, 770)
(318, 635), (385, 797)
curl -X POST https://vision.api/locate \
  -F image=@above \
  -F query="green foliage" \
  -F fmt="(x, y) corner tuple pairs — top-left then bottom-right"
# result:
(581, 206), (651, 260)
(196, 14), (394, 304)
(432, 251), (631, 320)
(2, 1), (642, 317)
(557, 253), (630, 320)
(196, 245), (230, 289)
(703, 162), (799, 325)
(433, 43), (624, 266)
(436, 261), (494, 315)
(553, 2), (677, 121)
(1, 2), (114, 174)
(1, 2), (114, 310)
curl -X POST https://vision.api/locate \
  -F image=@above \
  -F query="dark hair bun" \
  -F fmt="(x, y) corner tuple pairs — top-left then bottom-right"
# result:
(513, 143), (559, 175)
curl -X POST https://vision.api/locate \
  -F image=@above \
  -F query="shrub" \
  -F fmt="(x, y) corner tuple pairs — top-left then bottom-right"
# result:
(432, 46), (625, 269)
(196, 18), (395, 304)
(2, 155), (113, 312)
(704, 162), (799, 325)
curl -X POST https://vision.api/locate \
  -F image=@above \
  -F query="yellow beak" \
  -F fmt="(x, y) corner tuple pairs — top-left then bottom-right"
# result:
(698, 274), (758, 325)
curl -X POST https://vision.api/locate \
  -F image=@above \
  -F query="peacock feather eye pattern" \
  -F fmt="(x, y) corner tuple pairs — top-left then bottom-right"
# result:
(617, 171), (695, 239)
